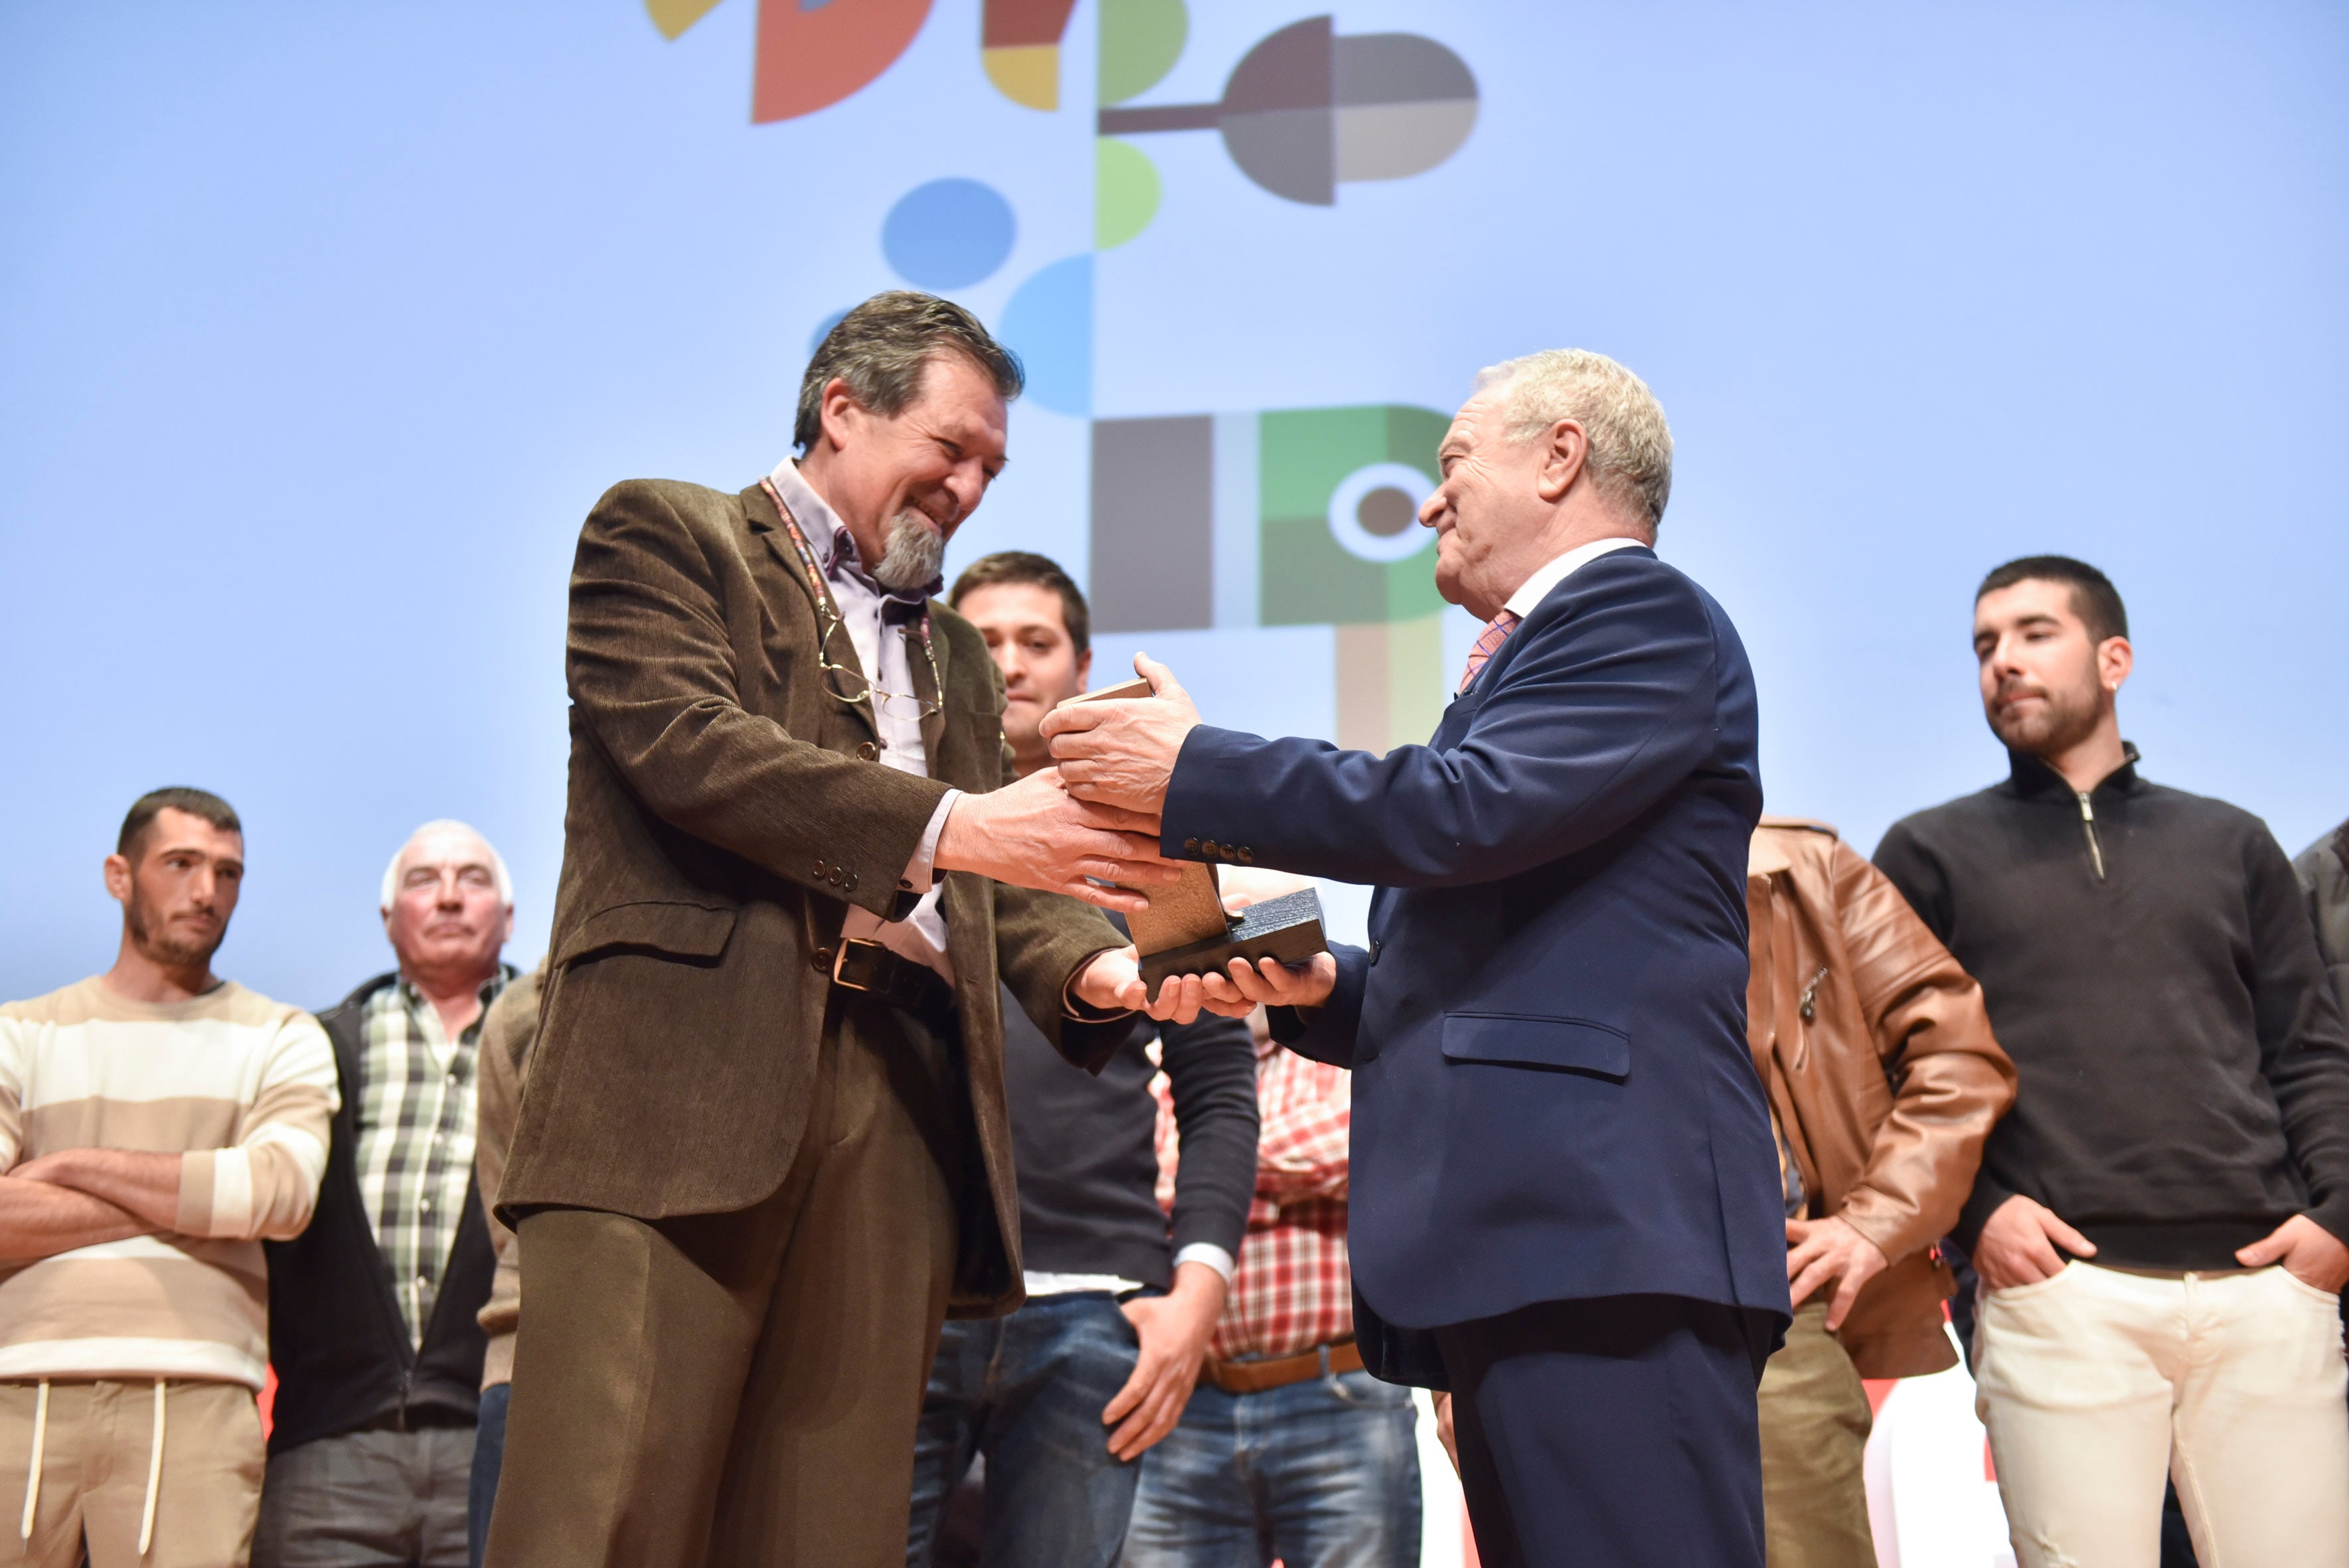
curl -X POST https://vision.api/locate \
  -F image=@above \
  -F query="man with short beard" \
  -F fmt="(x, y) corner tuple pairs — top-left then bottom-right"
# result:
(1875, 556), (2349, 1567)
(0, 789), (339, 1568)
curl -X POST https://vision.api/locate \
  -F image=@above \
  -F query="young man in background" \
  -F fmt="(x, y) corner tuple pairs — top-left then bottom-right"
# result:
(0, 789), (337, 1568)
(902, 553), (1258, 1568)
(1876, 557), (2349, 1566)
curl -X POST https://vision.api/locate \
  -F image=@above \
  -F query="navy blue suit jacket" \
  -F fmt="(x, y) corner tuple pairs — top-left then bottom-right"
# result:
(1163, 548), (1789, 1383)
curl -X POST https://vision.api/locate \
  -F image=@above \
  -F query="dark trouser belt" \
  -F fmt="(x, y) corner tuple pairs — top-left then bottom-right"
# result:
(1203, 1337), (1362, 1395)
(830, 938), (957, 1035)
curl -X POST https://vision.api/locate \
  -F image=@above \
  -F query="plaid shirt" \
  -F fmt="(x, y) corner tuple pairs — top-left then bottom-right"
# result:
(355, 970), (507, 1344)
(1155, 1034), (1353, 1360)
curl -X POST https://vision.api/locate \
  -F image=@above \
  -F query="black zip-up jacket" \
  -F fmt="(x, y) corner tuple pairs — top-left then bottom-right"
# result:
(1875, 747), (2349, 1269)
(262, 973), (497, 1454)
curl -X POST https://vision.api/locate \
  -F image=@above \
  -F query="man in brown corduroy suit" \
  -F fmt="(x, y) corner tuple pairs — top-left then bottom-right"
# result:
(481, 293), (1205, 1568)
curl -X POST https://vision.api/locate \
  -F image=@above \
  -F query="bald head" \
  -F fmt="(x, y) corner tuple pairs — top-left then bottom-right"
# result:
(381, 821), (512, 995)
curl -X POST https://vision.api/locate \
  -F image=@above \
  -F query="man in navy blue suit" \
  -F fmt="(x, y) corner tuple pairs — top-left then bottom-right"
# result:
(1042, 350), (1791, 1567)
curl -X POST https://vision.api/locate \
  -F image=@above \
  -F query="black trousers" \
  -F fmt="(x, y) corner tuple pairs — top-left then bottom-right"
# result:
(1435, 1294), (1777, 1568)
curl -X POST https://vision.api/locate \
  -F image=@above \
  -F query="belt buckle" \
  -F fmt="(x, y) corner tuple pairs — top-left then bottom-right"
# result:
(833, 937), (886, 991)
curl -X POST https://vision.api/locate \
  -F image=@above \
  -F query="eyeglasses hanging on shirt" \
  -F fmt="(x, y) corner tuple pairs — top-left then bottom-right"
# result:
(763, 477), (944, 725)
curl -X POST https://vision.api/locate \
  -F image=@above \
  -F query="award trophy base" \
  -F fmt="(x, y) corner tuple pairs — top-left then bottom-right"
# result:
(1137, 886), (1328, 992)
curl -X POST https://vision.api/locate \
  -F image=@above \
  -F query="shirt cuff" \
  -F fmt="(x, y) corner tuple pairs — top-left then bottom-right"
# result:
(901, 789), (961, 896)
(1173, 1243), (1236, 1285)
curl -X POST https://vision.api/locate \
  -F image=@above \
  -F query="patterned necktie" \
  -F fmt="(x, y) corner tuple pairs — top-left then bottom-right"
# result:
(1456, 609), (1522, 694)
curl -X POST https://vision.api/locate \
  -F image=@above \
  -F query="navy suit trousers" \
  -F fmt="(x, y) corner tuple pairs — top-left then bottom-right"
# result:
(1435, 1295), (1775, 1568)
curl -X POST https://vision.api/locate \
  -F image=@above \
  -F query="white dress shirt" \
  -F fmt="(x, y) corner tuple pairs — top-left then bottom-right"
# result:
(1502, 534), (1648, 619)
(768, 460), (958, 982)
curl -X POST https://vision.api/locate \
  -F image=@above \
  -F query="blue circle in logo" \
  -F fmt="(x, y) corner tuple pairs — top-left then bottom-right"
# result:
(882, 179), (1017, 290)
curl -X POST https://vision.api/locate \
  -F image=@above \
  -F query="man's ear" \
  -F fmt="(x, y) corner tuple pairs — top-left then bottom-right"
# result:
(817, 376), (863, 451)
(1075, 647), (1094, 692)
(1534, 419), (1589, 504)
(102, 853), (132, 905)
(2098, 635), (2133, 694)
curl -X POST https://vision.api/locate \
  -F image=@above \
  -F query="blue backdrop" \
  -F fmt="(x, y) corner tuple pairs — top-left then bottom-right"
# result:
(4, 0), (2343, 1008)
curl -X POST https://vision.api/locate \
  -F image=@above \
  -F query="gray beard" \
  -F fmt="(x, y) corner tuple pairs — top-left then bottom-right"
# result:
(873, 509), (945, 592)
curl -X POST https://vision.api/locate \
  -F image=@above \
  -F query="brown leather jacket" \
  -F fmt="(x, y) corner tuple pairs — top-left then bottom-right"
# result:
(1747, 817), (2015, 1376)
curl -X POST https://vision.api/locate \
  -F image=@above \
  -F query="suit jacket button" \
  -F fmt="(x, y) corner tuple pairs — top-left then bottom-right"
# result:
(845, 872), (860, 892)
(1237, 846), (1254, 864)
(814, 860), (829, 878)
(1182, 838), (1200, 854)
(1202, 840), (1221, 858)
(857, 742), (879, 761)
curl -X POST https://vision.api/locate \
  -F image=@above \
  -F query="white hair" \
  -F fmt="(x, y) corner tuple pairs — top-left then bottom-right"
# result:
(1475, 349), (1674, 531)
(380, 820), (513, 911)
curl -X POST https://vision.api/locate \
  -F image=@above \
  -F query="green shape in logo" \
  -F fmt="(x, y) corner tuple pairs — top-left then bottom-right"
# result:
(1258, 405), (1449, 627)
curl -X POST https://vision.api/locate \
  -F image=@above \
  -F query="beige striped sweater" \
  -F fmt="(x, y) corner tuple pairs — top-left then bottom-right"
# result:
(0, 976), (338, 1389)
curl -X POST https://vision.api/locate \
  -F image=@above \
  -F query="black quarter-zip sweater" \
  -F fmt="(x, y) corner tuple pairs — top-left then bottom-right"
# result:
(1875, 747), (2349, 1269)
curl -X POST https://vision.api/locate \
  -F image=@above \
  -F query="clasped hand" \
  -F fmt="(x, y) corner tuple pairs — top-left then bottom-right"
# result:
(1038, 654), (1200, 815)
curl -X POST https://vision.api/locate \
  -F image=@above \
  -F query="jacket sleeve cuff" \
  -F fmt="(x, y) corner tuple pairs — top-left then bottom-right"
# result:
(1955, 1176), (2014, 1251)
(2307, 1194), (2349, 1252)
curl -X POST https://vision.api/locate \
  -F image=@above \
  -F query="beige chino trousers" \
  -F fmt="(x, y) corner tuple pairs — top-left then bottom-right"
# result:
(1974, 1260), (2349, 1568)
(1757, 1301), (1878, 1568)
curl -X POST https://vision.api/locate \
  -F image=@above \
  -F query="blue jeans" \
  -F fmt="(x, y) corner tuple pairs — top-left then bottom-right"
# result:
(907, 1292), (1145, 1568)
(468, 1382), (509, 1568)
(1122, 1364), (1421, 1568)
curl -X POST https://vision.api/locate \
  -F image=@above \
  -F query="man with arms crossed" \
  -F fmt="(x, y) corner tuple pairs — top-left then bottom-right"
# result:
(0, 789), (337, 1567)
(1875, 557), (2349, 1566)
(483, 293), (1196, 1568)
(902, 553), (1258, 1567)
(1044, 351), (1791, 1567)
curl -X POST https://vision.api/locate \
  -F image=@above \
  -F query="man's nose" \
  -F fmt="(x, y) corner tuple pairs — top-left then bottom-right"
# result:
(945, 461), (989, 518)
(1418, 489), (1446, 529)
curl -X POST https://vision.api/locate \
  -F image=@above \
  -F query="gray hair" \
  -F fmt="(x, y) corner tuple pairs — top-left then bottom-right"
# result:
(1475, 349), (1674, 531)
(380, 820), (512, 910)
(795, 291), (1024, 453)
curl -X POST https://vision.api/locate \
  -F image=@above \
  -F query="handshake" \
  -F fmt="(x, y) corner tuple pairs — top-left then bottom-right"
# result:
(932, 655), (1335, 1023)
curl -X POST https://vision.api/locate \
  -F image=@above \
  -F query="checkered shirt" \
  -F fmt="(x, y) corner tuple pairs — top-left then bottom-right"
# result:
(1155, 1034), (1354, 1361)
(355, 971), (505, 1345)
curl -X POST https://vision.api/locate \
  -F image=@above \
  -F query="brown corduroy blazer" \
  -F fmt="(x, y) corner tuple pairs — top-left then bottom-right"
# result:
(498, 477), (1133, 1314)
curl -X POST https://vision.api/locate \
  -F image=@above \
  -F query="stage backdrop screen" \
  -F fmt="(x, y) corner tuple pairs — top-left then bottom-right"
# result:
(4, 0), (2344, 1004)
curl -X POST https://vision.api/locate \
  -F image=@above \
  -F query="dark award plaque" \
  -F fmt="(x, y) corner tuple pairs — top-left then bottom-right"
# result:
(1056, 680), (1329, 997)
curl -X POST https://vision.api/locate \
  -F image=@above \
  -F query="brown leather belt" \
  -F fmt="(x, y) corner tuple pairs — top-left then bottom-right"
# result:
(1203, 1338), (1362, 1395)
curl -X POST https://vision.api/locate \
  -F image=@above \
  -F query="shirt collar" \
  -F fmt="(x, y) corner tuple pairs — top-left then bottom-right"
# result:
(1501, 536), (1649, 619)
(2005, 740), (2142, 799)
(766, 459), (940, 615)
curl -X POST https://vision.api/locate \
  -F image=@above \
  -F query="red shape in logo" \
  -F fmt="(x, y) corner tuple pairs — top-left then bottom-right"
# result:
(752, 0), (934, 124)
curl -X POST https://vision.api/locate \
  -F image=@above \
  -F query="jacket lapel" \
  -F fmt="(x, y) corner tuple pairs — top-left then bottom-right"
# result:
(915, 601), (950, 775)
(740, 482), (879, 743)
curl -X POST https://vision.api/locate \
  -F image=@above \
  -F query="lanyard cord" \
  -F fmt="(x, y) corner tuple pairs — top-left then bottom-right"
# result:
(760, 478), (940, 696)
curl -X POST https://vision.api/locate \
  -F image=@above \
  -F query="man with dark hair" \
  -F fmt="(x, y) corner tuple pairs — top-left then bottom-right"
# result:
(256, 822), (517, 1568)
(482, 292), (1200, 1568)
(899, 556), (1257, 1567)
(116, 785), (243, 855)
(1875, 557), (2349, 1565)
(0, 790), (337, 1567)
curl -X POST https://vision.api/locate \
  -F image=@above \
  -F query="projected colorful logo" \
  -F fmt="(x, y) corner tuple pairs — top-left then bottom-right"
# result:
(679, 0), (1478, 750)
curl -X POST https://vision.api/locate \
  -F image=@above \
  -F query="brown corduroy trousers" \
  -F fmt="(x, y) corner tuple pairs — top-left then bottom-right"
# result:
(481, 995), (973, 1568)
